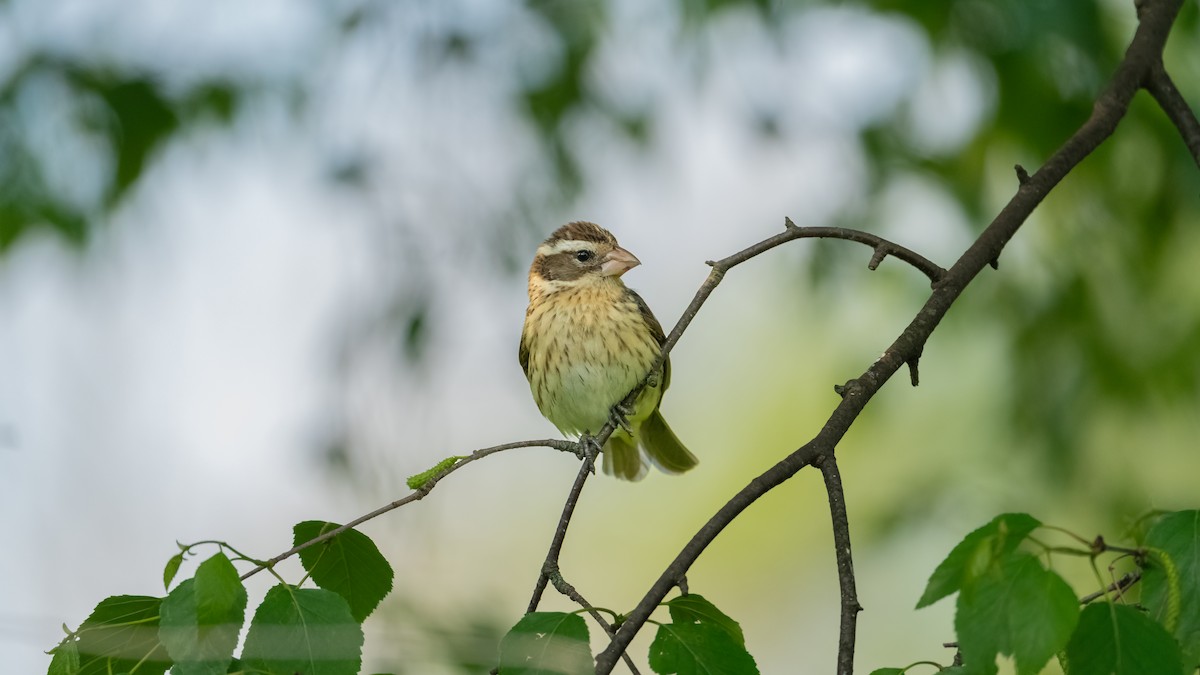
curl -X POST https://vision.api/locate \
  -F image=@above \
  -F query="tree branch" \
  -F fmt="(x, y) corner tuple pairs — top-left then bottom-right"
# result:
(1144, 60), (1200, 167)
(780, 219), (946, 283)
(647, 223), (947, 412)
(594, 0), (1185, 670)
(1079, 571), (1142, 604)
(240, 438), (580, 581)
(817, 454), (861, 675)
(526, 445), (600, 612)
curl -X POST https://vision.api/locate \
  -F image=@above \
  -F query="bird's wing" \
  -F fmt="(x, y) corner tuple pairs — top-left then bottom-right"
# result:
(629, 288), (671, 392)
(518, 332), (531, 378)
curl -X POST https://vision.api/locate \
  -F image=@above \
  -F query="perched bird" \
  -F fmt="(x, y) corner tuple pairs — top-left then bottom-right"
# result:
(519, 221), (698, 481)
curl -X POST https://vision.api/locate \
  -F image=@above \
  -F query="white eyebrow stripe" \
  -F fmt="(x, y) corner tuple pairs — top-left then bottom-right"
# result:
(536, 239), (599, 257)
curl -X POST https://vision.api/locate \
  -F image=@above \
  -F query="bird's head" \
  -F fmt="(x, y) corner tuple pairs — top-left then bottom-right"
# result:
(528, 221), (641, 294)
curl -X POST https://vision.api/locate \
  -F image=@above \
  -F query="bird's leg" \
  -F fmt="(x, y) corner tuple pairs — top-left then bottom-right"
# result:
(577, 434), (602, 474)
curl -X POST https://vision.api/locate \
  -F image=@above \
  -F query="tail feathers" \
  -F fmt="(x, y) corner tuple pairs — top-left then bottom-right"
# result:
(603, 432), (649, 481)
(601, 411), (697, 481)
(640, 410), (698, 475)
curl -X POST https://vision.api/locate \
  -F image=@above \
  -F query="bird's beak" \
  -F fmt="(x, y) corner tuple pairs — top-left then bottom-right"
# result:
(600, 246), (641, 277)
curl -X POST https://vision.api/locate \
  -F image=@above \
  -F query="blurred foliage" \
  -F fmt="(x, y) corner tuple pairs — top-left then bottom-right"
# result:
(0, 54), (239, 251)
(834, 0), (1200, 475)
(878, 510), (1200, 674)
(0, 0), (1194, 478)
(372, 595), (510, 674)
(521, 0), (605, 196)
(2, 0), (1195, 484)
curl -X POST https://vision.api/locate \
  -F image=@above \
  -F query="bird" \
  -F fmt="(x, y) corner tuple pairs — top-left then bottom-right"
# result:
(519, 221), (698, 481)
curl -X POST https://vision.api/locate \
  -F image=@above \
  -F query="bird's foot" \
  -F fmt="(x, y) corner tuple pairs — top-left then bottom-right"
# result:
(608, 402), (634, 435)
(578, 434), (601, 474)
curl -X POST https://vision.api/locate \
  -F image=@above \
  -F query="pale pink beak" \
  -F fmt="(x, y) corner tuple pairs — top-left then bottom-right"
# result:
(600, 246), (641, 277)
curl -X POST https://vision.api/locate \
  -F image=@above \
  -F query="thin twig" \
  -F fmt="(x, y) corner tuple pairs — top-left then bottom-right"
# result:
(817, 454), (861, 675)
(629, 222), (946, 419)
(240, 438), (580, 580)
(644, 222), (947, 411)
(782, 220), (946, 283)
(1145, 60), (1200, 167)
(1080, 571), (1142, 605)
(527, 444), (599, 612)
(595, 0), (1186, 670)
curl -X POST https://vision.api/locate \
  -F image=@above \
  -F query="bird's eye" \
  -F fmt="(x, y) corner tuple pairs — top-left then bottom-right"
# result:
(574, 250), (594, 262)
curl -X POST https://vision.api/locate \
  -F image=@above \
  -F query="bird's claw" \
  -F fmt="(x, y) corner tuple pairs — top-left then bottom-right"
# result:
(608, 403), (634, 435)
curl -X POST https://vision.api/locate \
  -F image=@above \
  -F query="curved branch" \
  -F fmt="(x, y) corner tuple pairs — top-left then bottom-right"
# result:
(594, 0), (1185, 670)
(655, 223), (946, 398)
(240, 438), (580, 581)
(783, 219), (946, 283)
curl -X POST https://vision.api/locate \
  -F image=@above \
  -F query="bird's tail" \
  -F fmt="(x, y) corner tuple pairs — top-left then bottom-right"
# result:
(603, 431), (648, 481)
(640, 410), (698, 475)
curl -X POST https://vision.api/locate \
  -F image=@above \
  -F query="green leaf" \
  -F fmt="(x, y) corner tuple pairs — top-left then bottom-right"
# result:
(648, 620), (758, 675)
(954, 553), (1078, 675)
(193, 554), (246, 627)
(497, 612), (592, 675)
(867, 669), (904, 675)
(159, 553), (247, 675)
(1066, 603), (1183, 675)
(917, 513), (1042, 609)
(75, 595), (171, 675)
(664, 594), (745, 647)
(163, 552), (185, 591)
(47, 640), (80, 675)
(1141, 510), (1200, 669)
(406, 456), (464, 490)
(649, 594), (757, 674)
(241, 584), (364, 675)
(293, 521), (395, 622)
